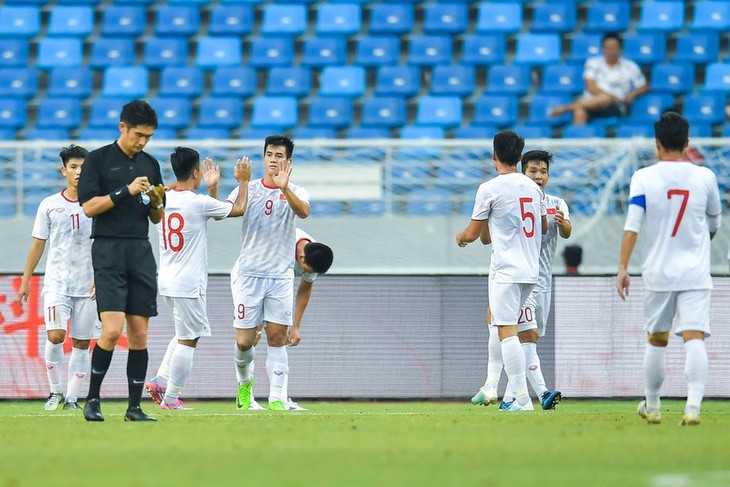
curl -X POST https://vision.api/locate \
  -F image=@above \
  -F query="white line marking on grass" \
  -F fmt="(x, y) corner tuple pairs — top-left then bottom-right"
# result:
(4, 411), (452, 419)
(651, 472), (730, 487)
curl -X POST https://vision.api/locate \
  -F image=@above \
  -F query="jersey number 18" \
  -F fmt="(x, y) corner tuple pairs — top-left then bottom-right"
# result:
(161, 212), (185, 252)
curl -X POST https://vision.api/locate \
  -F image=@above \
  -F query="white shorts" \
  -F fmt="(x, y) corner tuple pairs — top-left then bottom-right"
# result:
(163, 295), (211, 340)
(517, 294), (538, 333)
(643, 289), (711, 337)
(531, 290), (551, 337)
(488, 279), (535, 327)
(43, 291), (101, 340)
(232, 275), (293, 329)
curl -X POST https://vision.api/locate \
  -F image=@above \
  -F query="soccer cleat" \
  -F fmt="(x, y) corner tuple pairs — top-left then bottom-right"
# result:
(44, 392), (64, 411)
(267, 400), (287, 411)
(84, 398), (104, 422)
(499, 400), (530, 412)
(160, 399), (191, 410)
(236, 378), (253, 411)
(63, 401), (80, 411)
(471, 386), (499, 406)
(124, 406), (157, 422)
(540, 390), (562, 410)
(286, 398), (307, 411)
(498, 400), (511, 411)
(248, 399), (266, 411)
(680, 408), (700, 426)
(637, 400), (661, 424)
(145, 378), (166, 405)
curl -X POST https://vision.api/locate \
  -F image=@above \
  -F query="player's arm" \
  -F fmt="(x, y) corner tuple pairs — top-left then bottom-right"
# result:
(479, 222), (491, 245)
(617, 231), (637, 301)
(148, 186), (165, 224)
(456, 219), (486, 247)
(273, 159), (309, 218)
(289, 278), (313, 347)
(227, 157), (252, 218)
(556, 210), (572, 238)
(17, 238), (46, 306)
(541, 214), (548, 235)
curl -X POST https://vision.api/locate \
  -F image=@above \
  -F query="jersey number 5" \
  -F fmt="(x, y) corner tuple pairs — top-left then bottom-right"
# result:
(519, 197), (535, 238)
(161, 212), (185, 252)
(667, 189), (689, 237)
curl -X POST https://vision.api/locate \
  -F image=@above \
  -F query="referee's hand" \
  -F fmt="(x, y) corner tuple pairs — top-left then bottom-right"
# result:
(129, 176), (150, 195)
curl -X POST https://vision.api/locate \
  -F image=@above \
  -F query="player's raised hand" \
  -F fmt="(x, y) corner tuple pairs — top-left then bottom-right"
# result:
(555, 209), (565, 226)
(272, 158), (292, 189)
(234, 156), (252, 183)
(203, 157), (220, 188)
(616, 269), (630, 301)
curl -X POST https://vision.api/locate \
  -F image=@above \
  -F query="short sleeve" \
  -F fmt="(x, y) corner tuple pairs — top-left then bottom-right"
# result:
(629, 61), (647, 89)
(539, 192), (547, 217)
(706, 171), (721, 218)
(471, 184), (492, 220)
(31, 198), (50, 240)
(293, 185), (310, 205)
(225, 185), (239, 203)
(202, 194), (233, 219)
(627, 172), (646, 209)
(583, 57), (598, 80)
(301, 272), (318, 283)
(77, 150), (102, 205)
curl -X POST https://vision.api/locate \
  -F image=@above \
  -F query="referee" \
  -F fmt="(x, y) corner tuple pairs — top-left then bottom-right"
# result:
(78, 100), (164, 422)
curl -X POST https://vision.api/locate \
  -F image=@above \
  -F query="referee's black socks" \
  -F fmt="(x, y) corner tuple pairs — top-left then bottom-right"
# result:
(87, 345), (113, 400)
(127, 349), (149, 408)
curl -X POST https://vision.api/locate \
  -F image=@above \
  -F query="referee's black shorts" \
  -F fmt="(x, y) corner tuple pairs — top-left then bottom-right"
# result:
(92, 238), (158, 317)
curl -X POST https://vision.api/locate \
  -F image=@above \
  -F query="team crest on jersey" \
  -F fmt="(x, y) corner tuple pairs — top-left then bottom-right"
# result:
(55, 208), (65, 213)
(279, 193), (287, 200)
(252, 193), (263, 199)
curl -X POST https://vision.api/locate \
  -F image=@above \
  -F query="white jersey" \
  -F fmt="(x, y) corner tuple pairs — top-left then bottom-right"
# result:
(31, 190), (94, 297)
(583, 56), (646, 100)
(535, 193), (570, 292)
(625, 161), (721, 291)
(156, 190), (232, 298)
(472, 172), (547, 283)
(228, 179), (310, 279)
(295, 228), (318, 283)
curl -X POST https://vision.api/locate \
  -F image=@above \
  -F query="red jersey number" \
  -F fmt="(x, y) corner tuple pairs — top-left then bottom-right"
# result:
(519, 197), (536, 238)
(162, 212), (185, 252)
(667, 189), (689, 237)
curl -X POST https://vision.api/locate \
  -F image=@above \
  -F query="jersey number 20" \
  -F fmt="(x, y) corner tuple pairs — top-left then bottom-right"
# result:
(161, 212), (185, 252)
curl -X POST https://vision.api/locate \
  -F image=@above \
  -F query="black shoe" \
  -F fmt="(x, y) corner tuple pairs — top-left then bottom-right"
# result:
(124, 406), (157, 422)
(63, 401), (80, 411)
(84, 399), (104, 421)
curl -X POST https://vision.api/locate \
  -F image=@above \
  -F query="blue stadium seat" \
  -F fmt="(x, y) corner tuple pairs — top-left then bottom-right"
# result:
(220, 0), (264, 4)
(249, 37), (294, 68)
(355, 36), (400, 66)
(567, 33), (602, 64)
(186, 127), (229, 139)
(155, 5), (199, 37)
(267, 67), (311, 97)
(485, 65), (531, 95)
(350, 200), (386, 217)
(347, 127), (390, 138)
(239, 127), (278, 141)
(195, 37), (242, 69)
(527, 94), (573, 126)
(461, 34), (506, 65)
(102, 66), (148, 98)
(90, 38), (135, 68)
(0, 7), (40, 37)
(650, 63), (694, 94)
(47, 6), (94, 37)
(584, 2), (630, 33)
(690, 124), (713, 138)
(722, 124), (730, 137)
(0, 68), (37, 98)
(436, 163), (483, 190)
(308, 97), (353, 128)
(562, 124), (605, 138)
(511, 124), (551, 138)
(261, 4), (307, 36)
(47, 67), (92, 98)
(454, 125), (497, 139)
(251, 96), (297, 129)
(683, 93), (726, 125)
(36, 98), (81, 129)
(702, 63), (730, 93)
(167, 0), (208, 5)
(309, 201), (344, 217)
(541, 64), (583, 94)
(360, 96), (406, 128)
(0, 129), (14, 140)
(319, 66), (366, 97)
(89, 98), (123, 128)
(293, 127), (337, 139)
(623, 34), (666, 65)
(301, 37), (347, 67)
(197, 97), (243, 129)
(408, 35), (452, 66)
(375, 66), (420, 96)
(159, 67), (204, 98)
(112, 0), (154, 3)
(531, 2), (577, 33)
(0, 40), (28, 67)
(37, 38), (82, 69)
(406, 189), (452, 216)
(690, 1), (730, 31)
(431, 65), (475, 97)
(390, 157), (431, 187)
(315, 4), (362, 35)
(569, 188), (597, 215)
(615, 124), (653, 138)
(476, 3), (522, 34)
(78, 127), (119, 140)
(472, 94), (518, 127)
(101, 6), (146, 37)
(415, 96), (462, 128)
(143, 38), (188, 68)
(636, 1), (683, 33)
(148, 97), (191, 130)
(673, 33), (719, 65)
(211, 67), (256, 97)
(423, 3), (468, 34)
(0, 98), (25, 129)
(628, 94), (675, 124)
(369, 3), (414, 34)
(209, 5), (253, 36)
(514, 34), (561, 66)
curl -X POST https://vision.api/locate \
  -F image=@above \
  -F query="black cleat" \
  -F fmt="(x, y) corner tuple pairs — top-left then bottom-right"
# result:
(63, 401), (81, 411)
(84, 399), (104, 421)
(124, 406), (157, 422)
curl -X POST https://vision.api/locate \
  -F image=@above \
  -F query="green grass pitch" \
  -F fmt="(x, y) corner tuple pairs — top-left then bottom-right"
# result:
(0, 400), (728, 486)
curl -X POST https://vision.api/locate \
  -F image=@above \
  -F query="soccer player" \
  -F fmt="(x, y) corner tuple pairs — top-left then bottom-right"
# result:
(456, 131), (547, 412)
(617, 112), (721, 426)
(17, 145), (100, 411)
(229, 135), (310, 411)
(144, 148), (250, 410)
(471, 150), (571, 410)
(78, 100), (165, 422)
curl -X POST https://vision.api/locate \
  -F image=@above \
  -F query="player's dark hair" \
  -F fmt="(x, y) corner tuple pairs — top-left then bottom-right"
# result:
(59, 144), (88, 166)
(120, 99), (158, 129)
(602, 33), (622, 47)
(264, 135), (294, 159)
(654, 111), (689, 153)
(304, 242), (334, 274)
(521, 150), (553, 174)
(563, 245), (583, 266)
(493, 131), (524, 166)
(170, 146), (200, 181)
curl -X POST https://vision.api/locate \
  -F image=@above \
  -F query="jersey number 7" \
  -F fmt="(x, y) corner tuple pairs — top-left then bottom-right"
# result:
(161, 212), (185, 252)
(667, 189), (689, 237)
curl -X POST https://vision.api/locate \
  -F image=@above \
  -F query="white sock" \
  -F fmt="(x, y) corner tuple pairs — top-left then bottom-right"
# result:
(234, 345), (255, 385)
(684, 339), (708, 413)
(45, 340), (63, 394)
(282, 367), (289, 402)
(249, 361), (257, 402)
(163, 344), (195, 405)
(484, 325), (502, 389)
(156, 337), (178, 387)
(266, 346), (288, 403)
(501, 336), (529, 406)
(644, 343), (666, 410)
(66, 347), (89, 403)
(523, 342), (548, 398)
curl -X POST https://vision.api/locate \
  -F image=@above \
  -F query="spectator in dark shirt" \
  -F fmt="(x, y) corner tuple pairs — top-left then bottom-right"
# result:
(562, 245), (583, 275)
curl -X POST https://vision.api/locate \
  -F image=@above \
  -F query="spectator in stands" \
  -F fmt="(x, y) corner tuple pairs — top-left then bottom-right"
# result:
(552, 33), (648, 125)
(562, 245), (582, 275)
